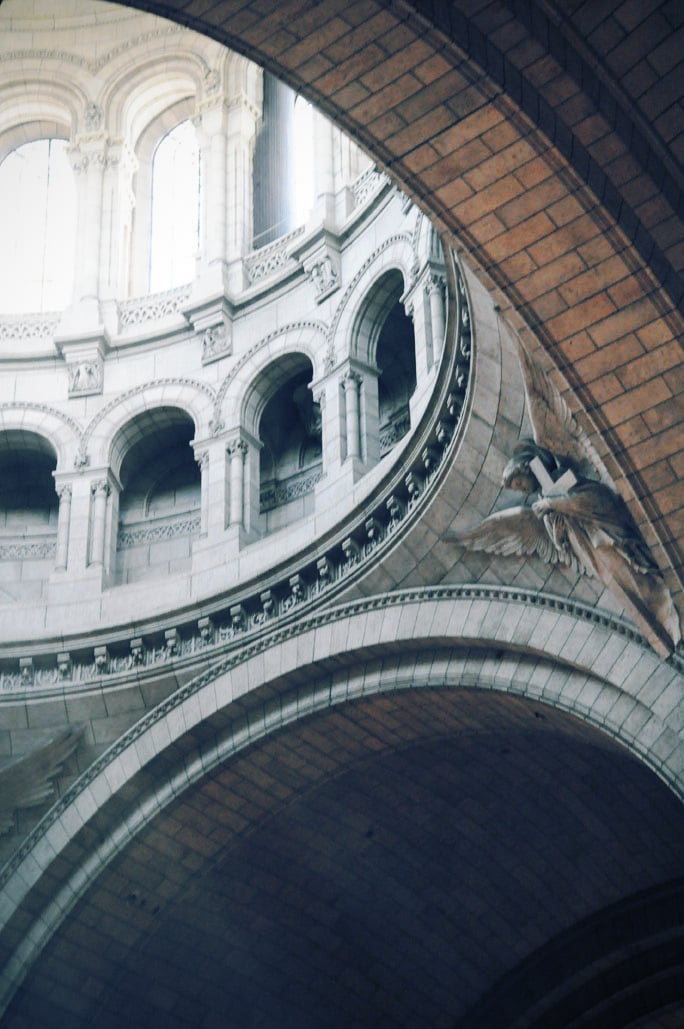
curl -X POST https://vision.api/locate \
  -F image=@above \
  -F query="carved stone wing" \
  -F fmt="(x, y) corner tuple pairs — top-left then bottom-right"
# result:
(0, 727), (82, 836)
(517, 341), (611, 484)
(447, 506), (568, 565)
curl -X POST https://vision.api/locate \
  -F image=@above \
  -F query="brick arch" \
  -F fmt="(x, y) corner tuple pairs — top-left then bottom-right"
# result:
(0, 592), (682, 1017)
(112, 0), (684, 597)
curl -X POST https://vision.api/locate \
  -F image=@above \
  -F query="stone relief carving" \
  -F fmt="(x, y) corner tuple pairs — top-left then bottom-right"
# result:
(449, 341), (681, 659)
(68, 359), (102, 397)
(201, 322), (231, 364)
(309, 256), (339, 301)
(83, 102), (103, 133)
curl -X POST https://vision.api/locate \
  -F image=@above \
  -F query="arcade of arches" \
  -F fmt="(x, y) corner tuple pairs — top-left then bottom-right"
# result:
(0, 1), (682, 1026)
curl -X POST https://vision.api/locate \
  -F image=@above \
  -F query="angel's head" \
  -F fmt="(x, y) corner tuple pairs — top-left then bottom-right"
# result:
(502, 439), (557, 494)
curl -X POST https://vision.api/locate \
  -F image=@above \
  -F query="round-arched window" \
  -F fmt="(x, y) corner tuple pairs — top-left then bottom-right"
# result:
(0, 139), (76, 313)
(149, 120), (200, 292)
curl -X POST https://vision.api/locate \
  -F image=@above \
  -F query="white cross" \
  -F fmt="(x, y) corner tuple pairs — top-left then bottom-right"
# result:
(529, 456), (577, 497)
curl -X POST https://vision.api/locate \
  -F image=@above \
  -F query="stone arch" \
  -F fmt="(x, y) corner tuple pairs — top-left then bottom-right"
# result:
(216, 322), (325, 436)
(101, 0), (683, 598)
(83, 380), (214, 475)
(111, 406), (201, 585)
(327, 234), (414, 368)
(100, 50), (209, 144)
(0, 75), (85, 156)
(0, 590), (681, 1017)
(0, 404), (80, 473)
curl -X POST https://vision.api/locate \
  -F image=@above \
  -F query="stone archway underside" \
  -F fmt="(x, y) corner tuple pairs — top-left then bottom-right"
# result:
(4, 688), (684, 1028)
(111, 0), (684, 593)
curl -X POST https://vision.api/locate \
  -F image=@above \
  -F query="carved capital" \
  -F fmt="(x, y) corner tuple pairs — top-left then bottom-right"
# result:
(227, 439), (248, 460)
(56, 484), (73, 502)
(425, 271), (446, 296)
(90, 479), (111, 498)
(341, 370), (362, 390)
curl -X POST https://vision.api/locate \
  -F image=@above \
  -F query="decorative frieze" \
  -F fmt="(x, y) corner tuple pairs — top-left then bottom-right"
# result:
(260, 466), (323, 512)
(118, 284), (192, 330)
(0, 312), (60, 344)
(0, 539), (56, 560)
(118, 515), (201, 549)
(244, 226), (304, 284)
(351, 165), (389, 207)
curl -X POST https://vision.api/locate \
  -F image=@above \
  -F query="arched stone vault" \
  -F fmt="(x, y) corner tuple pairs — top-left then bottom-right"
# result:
(114, 0), (684, 591)
(0, 589), (682, 1016)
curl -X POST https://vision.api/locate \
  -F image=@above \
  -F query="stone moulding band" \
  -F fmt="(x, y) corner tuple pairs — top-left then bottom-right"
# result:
(0, 581), (667, 696)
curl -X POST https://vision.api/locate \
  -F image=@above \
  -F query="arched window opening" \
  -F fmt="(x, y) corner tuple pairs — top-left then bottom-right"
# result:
(149, 121), (200, 292)
(376, 299), (417, 455)
(293, 96), (315, 227)
(258, 356), (321, 533)
(115, 409), (200, 585)
(0, 431), (58, 602)
(0, 139), (76, 313)
(252, 73), (295, 248)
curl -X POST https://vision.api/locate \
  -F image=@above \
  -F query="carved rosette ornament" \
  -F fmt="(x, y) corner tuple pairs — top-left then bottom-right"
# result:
(449, 341), (682, 659)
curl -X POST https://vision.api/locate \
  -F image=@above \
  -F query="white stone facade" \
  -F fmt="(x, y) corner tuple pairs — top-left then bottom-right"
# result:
(0, 2), (449, 640)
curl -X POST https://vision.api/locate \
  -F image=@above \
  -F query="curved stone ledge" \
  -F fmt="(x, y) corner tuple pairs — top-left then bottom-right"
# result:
(0, 243), (470, 659)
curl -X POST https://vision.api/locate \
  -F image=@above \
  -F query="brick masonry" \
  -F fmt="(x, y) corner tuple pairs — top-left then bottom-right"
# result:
(121, 0), (683, 584)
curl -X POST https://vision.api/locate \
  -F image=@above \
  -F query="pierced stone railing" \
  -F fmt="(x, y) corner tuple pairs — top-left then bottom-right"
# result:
(0, 312), (61, 345)
(351, 165), (389, 207)
(260, 465), (323, 512)
(117, 512), (201, 549)
(117, 283), (192, 330)
(0, 535), (56, 560)
(379, 408), (410, 455)
(244, 226), (305, 285)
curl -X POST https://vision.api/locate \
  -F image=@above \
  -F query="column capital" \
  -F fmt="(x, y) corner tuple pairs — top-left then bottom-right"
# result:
(227, 438), (249, 459)
(341, 369), (363, 389)
(90, 478), (111, 498)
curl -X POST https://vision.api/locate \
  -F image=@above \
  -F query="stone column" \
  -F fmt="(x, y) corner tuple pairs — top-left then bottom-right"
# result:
(426, 271), (446, 365)
(54, 485), (72, 571)
(196, 101), (229, 270)
(89, 479), (111, 567)
(69, 135), (108, 309)
(196, 450), (210, 536)
(342, 371), (362, 461)
(227, 439), (248, 527)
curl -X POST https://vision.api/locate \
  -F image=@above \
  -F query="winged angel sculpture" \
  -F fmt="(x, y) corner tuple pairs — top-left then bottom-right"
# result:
(450, 342), (681, 659)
